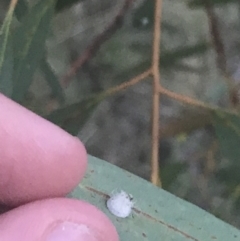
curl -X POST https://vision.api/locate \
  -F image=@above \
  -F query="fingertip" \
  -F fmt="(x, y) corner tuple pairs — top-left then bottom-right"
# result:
(0, 94), (88, 206)
(0, 198), (119, 241)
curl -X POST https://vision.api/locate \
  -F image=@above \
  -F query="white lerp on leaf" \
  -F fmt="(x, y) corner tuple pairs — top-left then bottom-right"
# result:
(106, 190), (134, 218)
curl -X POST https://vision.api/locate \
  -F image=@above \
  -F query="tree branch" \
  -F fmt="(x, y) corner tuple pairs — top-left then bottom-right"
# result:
(150, 0), (163, 187)
(61, 0), (135, 88)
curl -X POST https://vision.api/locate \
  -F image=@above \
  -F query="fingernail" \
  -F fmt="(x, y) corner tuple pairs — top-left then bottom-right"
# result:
(46, 221), (99, 241)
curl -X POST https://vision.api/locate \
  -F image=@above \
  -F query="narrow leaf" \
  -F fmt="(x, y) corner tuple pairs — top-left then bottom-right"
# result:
(213, 112), (240, 210)
(0, 38), (13, 97)
(15, 0), (29, 21)
(55, 0), (86, 12)
(162, 163), (186, 189)
(12, 0), (56, 102)
(69, 155), (240, 241)
(0, 2), (16, 97)
(133, 0), (154, 29)
(129, 42), (209, 69)
(46, 96), (102, 135)
(188, 0), (238, 8)
(160, 42), (210, 67)
(212, 111), (240, 163)
(40, 58), (64, 103)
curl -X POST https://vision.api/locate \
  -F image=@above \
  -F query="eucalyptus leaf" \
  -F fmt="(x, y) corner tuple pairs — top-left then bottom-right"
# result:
(55, 0), (86, 12)
(187, 0), (238, 8)
(162, 163), (187, 189)
(40, 58), (64, 103)
(46, 96), (102, 135)
(0, 38), (13, 97)
(133, 0), (181, 34)
(14, 0), (29, 21)
(129, 42), (209, 69)
(70, 155), (240, 241)
(12, 0), (56, 102)
(213, 111), (240, 207)
(0, 4), (15, 97)
(212, 111), (240, 164)
(160, 42), (210, 67)
(133, 0), (154, 29)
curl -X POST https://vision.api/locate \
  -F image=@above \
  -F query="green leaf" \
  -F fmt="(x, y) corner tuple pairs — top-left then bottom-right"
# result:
(69, 155), (240, 241)
(125, 42), (209, 77)
(187, 0), (239, 8)
(46, 96), (102, 135)
(162, 163), (186, 189)
(130, 42), (209, 66)
(212, 111), (240, 163)
(0, 38), (13, 97)
(12, 0), (56, 102)
(15, 0), (29, 21)
(55, 0), (86, 12)
(40, 58), (64, 103)
(133, 0), (180, 34)
(160, 42), (210, 67)
(133, 0), (154, 29)
(217, 166), (240, 190)
(213, 111), (240, 207)
(0, 3), (15, 97)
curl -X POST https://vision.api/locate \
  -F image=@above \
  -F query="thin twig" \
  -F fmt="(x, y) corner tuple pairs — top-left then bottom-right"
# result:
(203, 0), (239, 107)
(159, 85), (240, 119)
(205, 140), (217, 177)
(61, 0), (135, 88)
(150, 0), (162, 187)
(203, 0), (226, 74)
(160, 87), (213, 110)
(102, 69), (152, 97)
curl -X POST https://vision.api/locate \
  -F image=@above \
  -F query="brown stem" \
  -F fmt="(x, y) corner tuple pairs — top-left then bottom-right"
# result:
(160, 87), (212, 109)
(61, 0), (135, 88)
(150, 0), (162, 187)
(203, 0), (238, 107)
(102, 69), (152, 97)
(203, 0), (226, 74)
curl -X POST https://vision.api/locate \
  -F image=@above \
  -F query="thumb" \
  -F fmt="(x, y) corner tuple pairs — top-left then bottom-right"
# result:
(0, 198), (119, 241)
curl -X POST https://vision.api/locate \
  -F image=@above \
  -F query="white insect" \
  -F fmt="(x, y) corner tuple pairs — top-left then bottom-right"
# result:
(106, 190), (134, 218)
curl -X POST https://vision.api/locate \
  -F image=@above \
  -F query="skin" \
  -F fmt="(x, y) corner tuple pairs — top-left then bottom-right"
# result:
(0, 94), (119, 241)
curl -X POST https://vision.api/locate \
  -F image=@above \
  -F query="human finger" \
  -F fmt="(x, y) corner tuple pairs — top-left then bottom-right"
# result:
(0, 198), (119, 241)
(0, 94), (87, 206)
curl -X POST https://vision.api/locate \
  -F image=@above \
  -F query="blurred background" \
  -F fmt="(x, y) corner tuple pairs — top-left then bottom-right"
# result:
(1, 0), (240, 227)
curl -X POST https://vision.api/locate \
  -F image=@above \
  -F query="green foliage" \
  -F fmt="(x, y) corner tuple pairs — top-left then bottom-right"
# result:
(133, 0), (154, 29)
(55, 0), (86, 12)
(0, 1), (15, 97)
(162, 163), (187, 189)
(0, 37), (13, 97)
(0, 0), (57, 100)
(70, 155), (240, 241)
(212, 111), (240, 207)
(188, 0), (239, 8)
(213, 111), (240, 164)
(14, 0), (29, 21)
(12, 0), (56, 102)
(127, 41), (209, 74)
(0, 0), (240, 227)
(46, 95), (103, 135)
(40, 58), (65, 103)
(133, 0), (180, 34)
(161, 42), (210, 68)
